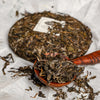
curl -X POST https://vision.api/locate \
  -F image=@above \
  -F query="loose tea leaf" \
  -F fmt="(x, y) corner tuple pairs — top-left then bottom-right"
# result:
(0, 53), (14, 75)
(8, 64), (100, 100)
(52, 88), (67, 100)
(66, 73), (100, 100)
(38, 91), (46, 98)
(25, 86), (32, 91)
(16, 10), (19, 17)
(34, 55), (84, 83)
(9, 65), (45, 87)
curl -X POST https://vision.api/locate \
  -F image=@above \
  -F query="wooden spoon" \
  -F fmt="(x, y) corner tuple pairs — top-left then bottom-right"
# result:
(34, 50), (100, 87)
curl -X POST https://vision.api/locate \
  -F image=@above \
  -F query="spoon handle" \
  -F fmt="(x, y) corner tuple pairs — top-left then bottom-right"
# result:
(72, 50), (100, 65)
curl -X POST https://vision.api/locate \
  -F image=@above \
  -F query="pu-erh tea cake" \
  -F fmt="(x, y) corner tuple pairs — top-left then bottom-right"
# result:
(8, 11), (92, 62)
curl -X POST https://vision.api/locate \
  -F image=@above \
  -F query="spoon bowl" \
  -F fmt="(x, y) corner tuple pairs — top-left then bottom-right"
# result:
(34, 68), (76, 87)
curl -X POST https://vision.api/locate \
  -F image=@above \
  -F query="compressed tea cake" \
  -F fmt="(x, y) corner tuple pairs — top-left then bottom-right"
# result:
(8, 11), (92, 62)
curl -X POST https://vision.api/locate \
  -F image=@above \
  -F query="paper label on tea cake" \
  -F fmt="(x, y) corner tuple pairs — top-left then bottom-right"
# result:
(33, 17), (65, 33)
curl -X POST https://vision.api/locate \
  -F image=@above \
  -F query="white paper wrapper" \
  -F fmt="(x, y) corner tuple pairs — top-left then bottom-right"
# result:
(0, 0), (100, 100)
